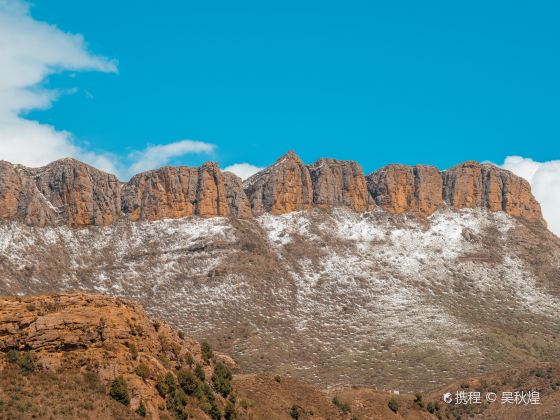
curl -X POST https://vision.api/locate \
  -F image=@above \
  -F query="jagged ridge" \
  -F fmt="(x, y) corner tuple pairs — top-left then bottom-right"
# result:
(0, 151), (544, 227)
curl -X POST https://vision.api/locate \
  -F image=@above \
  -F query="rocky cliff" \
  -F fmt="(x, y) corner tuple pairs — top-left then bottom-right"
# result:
(243, 151), (314, 215)
(122, 162), (235, 221)
(0, 152), (545, 226)
(307, 157), (374, 211)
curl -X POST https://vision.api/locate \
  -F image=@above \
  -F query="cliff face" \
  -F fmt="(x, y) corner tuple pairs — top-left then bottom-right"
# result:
(122, 162), (232, 221)
(32, 158), (122, 227)
(307, 158), (373, 212)
(0, 153), (545, 226)
(443, 161), (543, 221)
(0, 161), (58, 226)
(366, 164), (443, 216)
(243, 151), (314, 215)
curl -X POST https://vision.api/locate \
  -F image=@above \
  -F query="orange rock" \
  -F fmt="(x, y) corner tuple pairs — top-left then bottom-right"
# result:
(32, 158), (121, 227)
(307, 158), (374, 211)
(443, 161), (543, 221)
(366, 164), (443, 216)
(122, 162), (243, 221)
(244, 151), (313, 215)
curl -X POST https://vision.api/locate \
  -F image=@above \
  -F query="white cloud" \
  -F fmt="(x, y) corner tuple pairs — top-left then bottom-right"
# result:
(127, 140), (216, 176)
(501, 156), (560, 236)
(0, 0), (117, 170)
(223, 163), (263, 180)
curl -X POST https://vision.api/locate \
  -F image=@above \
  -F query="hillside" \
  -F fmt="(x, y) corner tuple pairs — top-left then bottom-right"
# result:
(0, 293), (558, 420)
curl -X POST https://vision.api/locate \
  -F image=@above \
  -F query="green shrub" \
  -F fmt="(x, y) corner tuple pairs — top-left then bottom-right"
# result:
(185, 352), (195, 367)
(135, 363), (150, 380)
(178, 331), (185, 340)
(195, 363), (205, 381)
(109, 377), (130, 406)
(290, 404), (300, 419)
(201, 342), (213, 363)
(212, 362), (233, 397)
(6, 349), (19, 363)
(332, 396), (351, 413)
(135, 400), (147, 417)
(224, 400), (237, 420)
(167, 389), (188, 420)
(388, 398), (398, 413)
(177, 369), (200, 395)
(129, 343), (138, 360)
(18, 351), (36, 374)
(414, 392), (424, 407)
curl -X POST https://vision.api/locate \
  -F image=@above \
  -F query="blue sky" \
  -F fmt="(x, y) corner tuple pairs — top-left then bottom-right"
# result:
(14, 1), (560, 171)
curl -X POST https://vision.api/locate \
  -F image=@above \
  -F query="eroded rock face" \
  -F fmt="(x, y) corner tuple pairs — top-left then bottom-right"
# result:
(366, 164), (443, 216)
(244, 151), (313, 215)
(307, 158), (374, 211)
(223, 171), (253, 218)
(0, 155), (546, 225)
(31, 159), (122, 227)
(0, 161), (58, 226)
(443, 161), (543, 222)
(122, 163), (232, 221)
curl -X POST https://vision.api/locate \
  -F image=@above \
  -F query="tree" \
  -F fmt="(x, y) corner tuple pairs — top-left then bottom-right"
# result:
(135, 400), (147, 417)
(195, 363), (205, 381)
(18, 351), (36, 374)
(135, 362), (150, 380)
(177, 369), (200, 395)
(224, 400), (237, 420)
(388, 398), (399, 413)
(109, 376), (130, 406)
(201, 341), (213, 363)
(212, 362), (233, 397)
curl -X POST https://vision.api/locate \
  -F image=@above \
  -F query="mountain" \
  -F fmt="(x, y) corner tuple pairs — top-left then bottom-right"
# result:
(0, 152), (558, 414)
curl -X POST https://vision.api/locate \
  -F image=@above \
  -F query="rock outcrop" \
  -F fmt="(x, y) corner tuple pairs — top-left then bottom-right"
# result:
(122, 162), (244, 221)
(443, 161), (543, 221)
(31, 158), (122, 227)
(0, 293), (237, 419)
(243, 151), (313, 215)
(366, 164), (443, 216)
(223, 171), (253, 218)
(0, 154), (546, 226)
(307, 158), (374, 211)
(0, 161), (58, 226)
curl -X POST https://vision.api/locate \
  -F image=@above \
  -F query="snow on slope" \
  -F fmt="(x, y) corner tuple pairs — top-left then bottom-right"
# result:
(0, 207), (558, 391)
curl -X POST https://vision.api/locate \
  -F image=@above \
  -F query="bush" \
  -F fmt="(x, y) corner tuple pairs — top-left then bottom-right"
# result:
(388, 398), (399, 413)
(332, 396), (351, 413)
(129, 343), (138, 360)
(224, 400), (237, 420)
(135, 363), (150, 380)
(135, 400), (147, 417)
(178, 331), (185, 340)
(109, 377), (130, 406)
(212, 362), (233, 397)
(290, 404), (300, 419)
(177, 369), (200, 395)
(274, 375), (281, 383)
(414, 392), (424, 407)
(167, 389), (188, 420)
(185, 352), (195, 367)
(195, 363), (205, 381)
(201, 342), (213, 363)
(5, 349), (19, 363)
(18, 351), (36, 374)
